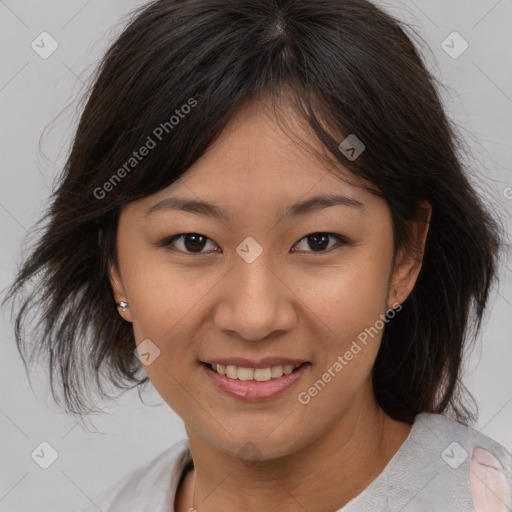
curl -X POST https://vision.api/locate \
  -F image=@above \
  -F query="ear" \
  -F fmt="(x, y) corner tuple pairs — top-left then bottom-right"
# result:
(108, 261), (133, 323)
(388, 199), (432, 310)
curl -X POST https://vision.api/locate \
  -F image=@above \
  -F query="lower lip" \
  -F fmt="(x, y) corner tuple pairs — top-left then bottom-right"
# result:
(201, 362), (310, 402)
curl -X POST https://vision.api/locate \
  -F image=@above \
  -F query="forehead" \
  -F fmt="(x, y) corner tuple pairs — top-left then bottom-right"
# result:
(124, 94), (382, 220)
(186, 95), (350, 179)
(171, 96), (365, 196)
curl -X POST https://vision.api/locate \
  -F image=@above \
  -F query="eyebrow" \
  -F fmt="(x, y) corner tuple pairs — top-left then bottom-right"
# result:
(144, 193), (365, 222)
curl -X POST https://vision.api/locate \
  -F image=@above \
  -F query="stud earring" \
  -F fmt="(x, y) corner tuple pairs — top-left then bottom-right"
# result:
(116, 301), (129, 312)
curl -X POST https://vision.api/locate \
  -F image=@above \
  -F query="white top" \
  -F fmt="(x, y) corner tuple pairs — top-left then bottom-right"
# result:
(75, 412), (512, 512)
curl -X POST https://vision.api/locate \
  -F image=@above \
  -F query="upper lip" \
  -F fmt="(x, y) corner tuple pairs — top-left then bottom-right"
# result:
(202, 357), (309, 369)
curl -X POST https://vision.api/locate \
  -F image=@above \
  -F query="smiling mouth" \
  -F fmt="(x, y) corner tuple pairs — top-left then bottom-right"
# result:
(201, 362), (309, 382)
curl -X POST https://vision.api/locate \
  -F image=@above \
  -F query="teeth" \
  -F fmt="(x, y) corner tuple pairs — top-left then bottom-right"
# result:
(213, 363), (302, 381)
(238, 367), (254, 381)
(254, 368), (271, 381)
(270, 366), (283, 378)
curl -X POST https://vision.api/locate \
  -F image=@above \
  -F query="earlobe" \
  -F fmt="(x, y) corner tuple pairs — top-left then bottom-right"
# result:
(108, 261), (133, 322)
(388, 200), (432, 309)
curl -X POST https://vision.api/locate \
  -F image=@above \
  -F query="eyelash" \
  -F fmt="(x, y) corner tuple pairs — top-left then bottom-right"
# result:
(159, 232), (349, 256)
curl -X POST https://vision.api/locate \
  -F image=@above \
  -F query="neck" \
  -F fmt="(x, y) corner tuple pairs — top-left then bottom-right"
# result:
(175, 384), (413, 512)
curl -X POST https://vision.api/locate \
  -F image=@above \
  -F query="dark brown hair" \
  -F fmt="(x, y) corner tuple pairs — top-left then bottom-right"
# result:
(2, 0), (504, 423)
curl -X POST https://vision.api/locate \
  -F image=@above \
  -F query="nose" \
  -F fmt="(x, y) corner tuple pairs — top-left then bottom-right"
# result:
(212, 251), (297, 342)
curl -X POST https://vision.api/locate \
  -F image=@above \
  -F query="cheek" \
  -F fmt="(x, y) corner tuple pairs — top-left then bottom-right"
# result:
(301, 255), (391, 346)
(296, 261), (390, 411)
(120, 244), (222, 340)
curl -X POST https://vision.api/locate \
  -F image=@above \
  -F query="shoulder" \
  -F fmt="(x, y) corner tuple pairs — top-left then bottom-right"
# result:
(411, 413), (512, 511)
(416, 412), (511, 470)
(73, 438), (192, 512)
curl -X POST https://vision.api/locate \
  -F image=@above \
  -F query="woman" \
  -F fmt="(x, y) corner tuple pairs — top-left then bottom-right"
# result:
(4, 0), (511, 511)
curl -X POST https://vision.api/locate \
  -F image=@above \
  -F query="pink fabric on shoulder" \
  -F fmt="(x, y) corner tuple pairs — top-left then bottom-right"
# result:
(470, 447), (510, 512)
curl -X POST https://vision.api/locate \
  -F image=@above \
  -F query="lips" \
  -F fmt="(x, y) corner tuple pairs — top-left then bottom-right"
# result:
(201, 359), (311, 400)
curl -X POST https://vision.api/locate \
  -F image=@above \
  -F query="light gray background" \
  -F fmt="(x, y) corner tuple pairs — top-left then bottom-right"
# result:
(0, 1), (511, 511)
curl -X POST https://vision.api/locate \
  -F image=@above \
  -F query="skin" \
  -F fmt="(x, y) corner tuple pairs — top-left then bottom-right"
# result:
(109, 94), (432, 512)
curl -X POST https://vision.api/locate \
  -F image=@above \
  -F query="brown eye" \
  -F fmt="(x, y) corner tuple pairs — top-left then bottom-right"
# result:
(291, 233), (347, 253)
(162, 233), (219, 254)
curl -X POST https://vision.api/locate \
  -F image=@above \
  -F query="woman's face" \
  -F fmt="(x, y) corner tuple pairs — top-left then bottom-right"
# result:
(110, 98), (427, 461)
